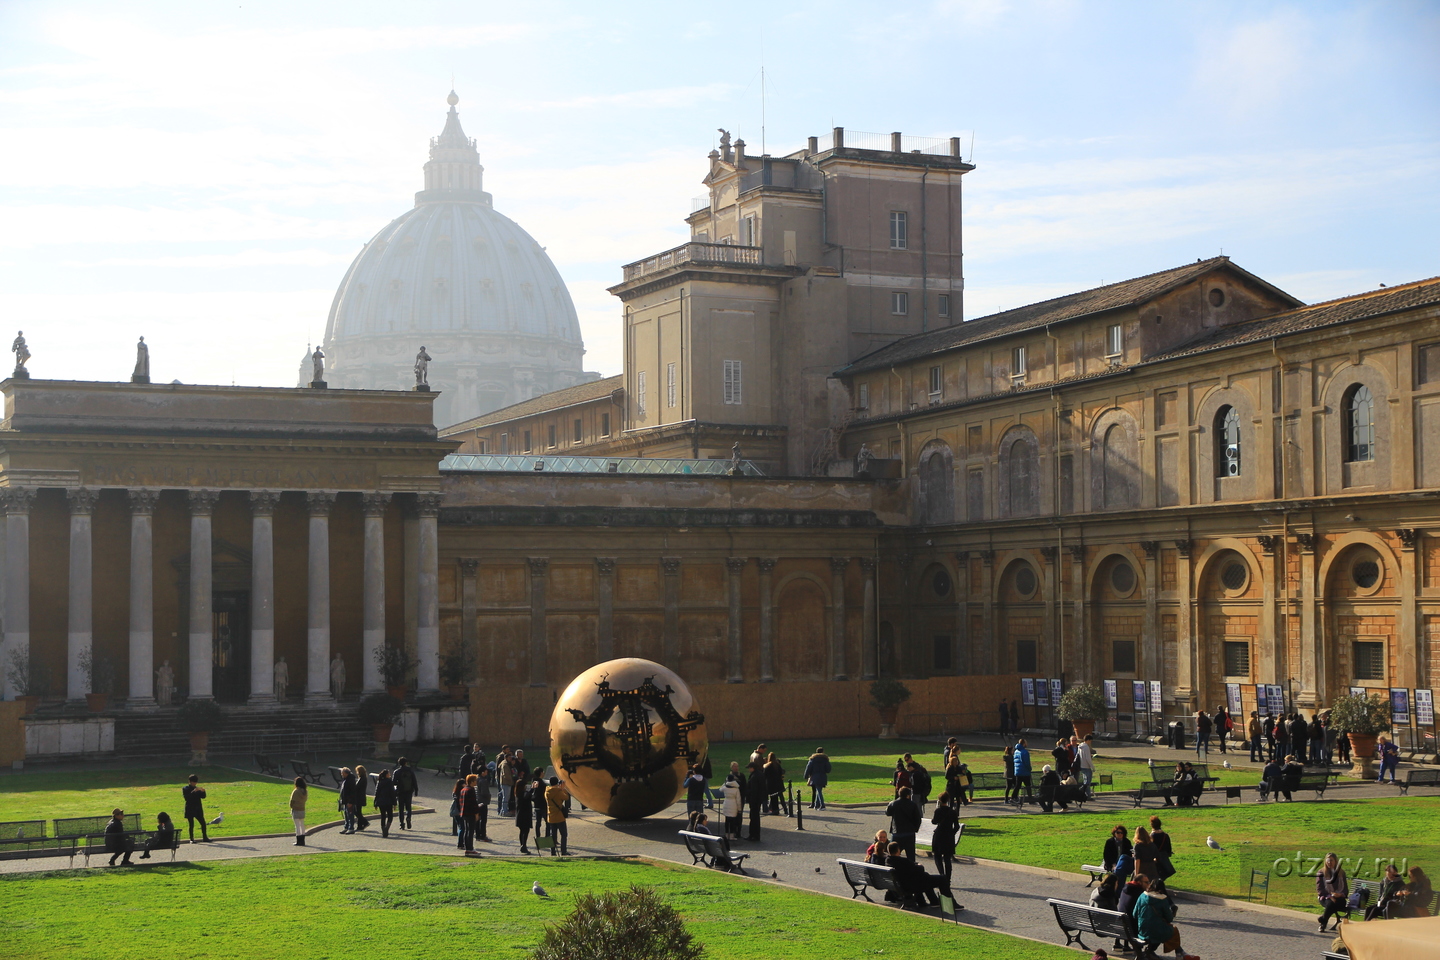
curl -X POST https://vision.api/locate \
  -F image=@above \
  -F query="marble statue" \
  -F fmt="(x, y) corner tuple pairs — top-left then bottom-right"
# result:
(155, 660), (175, 706)
(132, 336), (150, 383)
(12, 330), (30, 377)
(311, 346), (325, 384)
(330, 654), (346, 701)
(729, 441), (743, 475)
(855, 442), (874, 477)
(274, 656), (289, 702)
(414, 345), (432, 387)
(718, 128), (731, 161)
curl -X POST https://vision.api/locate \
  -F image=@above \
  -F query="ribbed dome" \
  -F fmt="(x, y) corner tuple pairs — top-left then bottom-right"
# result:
(321, 93), (594, 426)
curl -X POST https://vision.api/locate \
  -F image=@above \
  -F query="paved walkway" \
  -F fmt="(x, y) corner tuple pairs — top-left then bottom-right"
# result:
(0, 754), (1365, 959)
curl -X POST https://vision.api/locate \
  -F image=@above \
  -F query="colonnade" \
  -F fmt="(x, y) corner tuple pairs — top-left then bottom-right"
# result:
(0, 486), (442, 706)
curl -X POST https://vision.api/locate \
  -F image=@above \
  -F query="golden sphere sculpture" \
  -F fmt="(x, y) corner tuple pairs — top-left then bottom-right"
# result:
(549, 658), (708, 819)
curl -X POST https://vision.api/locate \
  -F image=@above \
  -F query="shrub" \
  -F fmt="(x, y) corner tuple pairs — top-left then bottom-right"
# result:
(1328, 693), (1391, 736)
(357, 693), (405, 728)
(373, 644), (412, 688)
(869, 678), (912, 711)
(531, 885), (703, 960)
(1056, 683), (1108, 722)
(176, 698), (226, 733)
(5, 649), (52, 697)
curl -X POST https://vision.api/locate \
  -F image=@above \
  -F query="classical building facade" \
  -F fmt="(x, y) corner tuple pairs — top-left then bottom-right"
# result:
(321, 92), (598, 427)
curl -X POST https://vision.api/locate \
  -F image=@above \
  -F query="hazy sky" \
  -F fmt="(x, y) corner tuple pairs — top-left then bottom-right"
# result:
(1, 1), (1436, 386)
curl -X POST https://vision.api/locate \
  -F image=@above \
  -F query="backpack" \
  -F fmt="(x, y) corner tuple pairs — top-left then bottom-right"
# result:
(911, 767), (931, 797)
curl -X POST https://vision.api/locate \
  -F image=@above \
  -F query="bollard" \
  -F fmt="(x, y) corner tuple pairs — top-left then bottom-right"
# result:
(786, 780), (794, 818)
(796, 785), (804, 831)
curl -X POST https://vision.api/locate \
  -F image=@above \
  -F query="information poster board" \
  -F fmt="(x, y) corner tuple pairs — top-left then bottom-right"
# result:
(1267, 684), (1285, 712)
(1257, 685), (1268, 714)
(1350, 686), (1367, 699)
(1021, 678), (1036, 707)
(1104, 679), (1119, 710)
(1391, 688), (1411, 727)
(1132, 681), (1147, 713)
(1036, 679), (1050, 708)
(1050, 678), (1064, 709)
(1416, 689), (1435, 727)
(1149, 680), (1163, 715)
(1226, 683), (1242, 714)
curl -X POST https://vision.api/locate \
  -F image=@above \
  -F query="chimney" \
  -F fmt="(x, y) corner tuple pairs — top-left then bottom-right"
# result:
(833, 126), (844, 149)
(807, 135), (818, 155)
(891, 131), (903, 152)
(734, 139), (746, 164)
(949, 136), (961, 158)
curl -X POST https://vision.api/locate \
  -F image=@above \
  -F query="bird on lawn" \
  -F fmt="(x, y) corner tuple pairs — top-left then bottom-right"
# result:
(771, 871), (778, 879)
(1206, 836), (1223, 851)
(1222, 760), (1233, 769)
(210, 812), (224, 826)
(533, 882), (549, 897)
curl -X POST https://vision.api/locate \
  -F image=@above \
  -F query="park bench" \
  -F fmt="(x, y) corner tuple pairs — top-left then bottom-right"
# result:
(0, 819), (74, 862)
(328, 766), (346, 787)
(290, 760), (324, 785)
(1148, 760), (1220, 786)
(254, 754), (283, 777)
(1398, 768), (1440, 795)
(835, 858), (925, 910)
(435, 753), (464, 778)
(1081, 863), (1107, 886)
(966, 771), (1009, 799)
(1337, 879), (1383, 921)
(1130, 781), (1176, 807)
(676, 830), (748, 874)
(1046, 898), (1139, 953)
(1296, 773), (1331, 799)
(54, 813), (143, 867)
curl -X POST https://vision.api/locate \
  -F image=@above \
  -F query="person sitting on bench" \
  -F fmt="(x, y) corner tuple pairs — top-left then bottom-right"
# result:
(1258, 758), (1283, 801)
(139, 811), (175, 860)
(884, 841), (960, 909)
(105, 808), (135, 866)
(1173, 764), (1202, 807)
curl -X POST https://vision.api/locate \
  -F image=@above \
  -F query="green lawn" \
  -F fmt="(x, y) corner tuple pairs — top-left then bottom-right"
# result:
(0, 765), (323, 838)
(0, 852), (1073, 960)
(959, 796), (1438, 913)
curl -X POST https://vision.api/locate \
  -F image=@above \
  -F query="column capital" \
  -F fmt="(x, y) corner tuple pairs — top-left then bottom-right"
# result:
(1067, 544), (1087, 562)
(757, 557), (779, 574)
(858, 556), (876, 574)
(458, 557), (480, 576)
(306, 490), (337, 515)
(527, 557), (549, 576)
(362, 491), (391, 517)
(2, 486), (36, 514)
(66, 486), (98, 515)
(1257, 535), (1278, 555)
(249, 490), (282, 515)
(661, 556), (682, 577)
(1140, 540), (1160, 561)
(726, 556), (748, 574)
(975, 549), (995, 567)
(127, 488), (160, 515)
(1039, 546), (1058, 564)
(1293, 533), (1315, 554)
(829, 556), (851, 574)
(1395, 528), (1421, 551)
(595, 557), (617, 576)
(415, 491), (443, 517)
(187, 489), (220, 515)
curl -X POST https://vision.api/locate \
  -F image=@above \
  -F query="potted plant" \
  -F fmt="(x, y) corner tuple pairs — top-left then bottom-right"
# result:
(359, 693), (405, 756)
(869, 678), (911, 739)
(1329, 692), (1391, 777)
(440, 648), (474, 700)
(1057, 683), (1109, 741)
(373, 645), (412, 701)
(78, 649), (117, 713)
(176, 698), (225, 766)
(6, 649), (46, 715)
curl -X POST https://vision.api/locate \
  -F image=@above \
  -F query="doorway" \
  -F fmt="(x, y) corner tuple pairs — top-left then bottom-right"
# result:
(212, 591), (250, 703)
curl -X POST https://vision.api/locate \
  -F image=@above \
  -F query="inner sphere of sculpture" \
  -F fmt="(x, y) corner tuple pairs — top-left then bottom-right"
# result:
(549, 658), (708, 820)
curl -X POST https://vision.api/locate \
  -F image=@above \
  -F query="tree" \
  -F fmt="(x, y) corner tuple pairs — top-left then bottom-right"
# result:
(531, 885), (703, 960)
(1056, 683), (1108, 722)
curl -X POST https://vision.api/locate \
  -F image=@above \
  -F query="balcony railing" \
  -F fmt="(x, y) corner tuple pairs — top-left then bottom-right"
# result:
(621, 241), (762, 282)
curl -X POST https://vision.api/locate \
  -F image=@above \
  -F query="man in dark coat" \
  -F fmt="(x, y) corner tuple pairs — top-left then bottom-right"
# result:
(1290, 714), (1310, 767)
(182, 774), (209, 842)
(886, 786), (923, 860)
(907, 759), (932, 816)
(998, 698), (1009, 736)
(744, 762), (766, 841)
(392, 757), (419, 829)
(458, 744), (476, 778)
(105, 808), (135, 866)
(1009, 699), (1020, 733)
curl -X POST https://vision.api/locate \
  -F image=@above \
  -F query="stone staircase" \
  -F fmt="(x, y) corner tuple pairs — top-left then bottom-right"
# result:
(112, 703), (368, 762)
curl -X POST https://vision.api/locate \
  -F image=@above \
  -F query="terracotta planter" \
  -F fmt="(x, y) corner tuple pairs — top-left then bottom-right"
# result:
(1070, 719), (1097, 741)
(878, 705), (900, 739)
(188, 731), (210, 766)
(85, 692), (108, 713)
(372, 723), (393, 757)
(1347, 733), (1378, 778)
(386, 685), (406, 701)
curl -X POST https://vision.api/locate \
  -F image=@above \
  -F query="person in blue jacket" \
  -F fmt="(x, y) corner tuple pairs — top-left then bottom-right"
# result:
(1012, 738), (1034, 803)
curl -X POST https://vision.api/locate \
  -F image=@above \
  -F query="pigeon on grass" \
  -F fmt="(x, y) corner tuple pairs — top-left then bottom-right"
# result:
(210, 812), (224, 826)
(1206, 836), (1223, 851)
(533, 882), (549, 898)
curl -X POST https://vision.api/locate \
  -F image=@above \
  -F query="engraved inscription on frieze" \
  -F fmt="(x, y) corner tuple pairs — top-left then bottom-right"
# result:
(85, 462), (375, 489)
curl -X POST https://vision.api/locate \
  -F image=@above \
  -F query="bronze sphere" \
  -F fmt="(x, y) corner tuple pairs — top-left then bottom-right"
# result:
(549, 658), (708, 819)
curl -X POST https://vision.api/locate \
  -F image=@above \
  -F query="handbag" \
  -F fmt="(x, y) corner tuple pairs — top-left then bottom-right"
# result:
(1346, 888), (1369, 910)
(1156, 853), (1176, 880)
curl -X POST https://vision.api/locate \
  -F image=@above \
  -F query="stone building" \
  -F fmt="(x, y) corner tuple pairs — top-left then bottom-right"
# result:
(320, 92), (599, 427)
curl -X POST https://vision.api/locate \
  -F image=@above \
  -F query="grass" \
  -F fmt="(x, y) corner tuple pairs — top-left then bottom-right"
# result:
(0, 765), (322, 838)
(0, 852), (1074, 960)
(959, 796), (1439, 913)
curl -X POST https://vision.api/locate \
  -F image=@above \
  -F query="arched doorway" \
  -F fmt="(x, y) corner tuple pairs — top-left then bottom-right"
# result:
(1325, 542), (1397, 701)
(1197, 548), (1262, 712)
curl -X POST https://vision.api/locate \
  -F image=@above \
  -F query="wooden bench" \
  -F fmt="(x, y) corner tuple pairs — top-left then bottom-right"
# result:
(290, 760), (324, 785)
(1046, 898), (1139, 953)
(677, 830), (748, 874)
(1399, 768), (1440, 795)
(835, 858), (924, 909)
(254, 754), (283, 778)
(54, 814), (143, 867)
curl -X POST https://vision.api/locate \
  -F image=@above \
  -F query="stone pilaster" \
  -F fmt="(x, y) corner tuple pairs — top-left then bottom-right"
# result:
(860, 557), (877, 680)
(459, 558), (479, 684)
(830, 557), (850, 680)
(361, 492), (390, 693)
(126, 490), (158, 707)
(726, 557), (746, 682)
(66, 488), (97, 703)
(595, 558), (616, 662)
(757, 558), (777, 682)
(661, 557), (681, 668)
(1, 488), (33, 701)
(248, 490), (280, 705)
(304, 491), (336, 704)
(415, 492), (442, 695)
(527, 557), (549, 687)
(187, 490), (220, 701)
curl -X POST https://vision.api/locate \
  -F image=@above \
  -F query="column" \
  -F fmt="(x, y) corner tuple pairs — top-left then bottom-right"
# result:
(361, 492), (389, 693)
(415, 492), (442, 695)
(955, 553), (970, 678)
(979, 550), (996, 675)
(1040, 547), (1058, 676)
(725, 557), (745, 682)
(861, 557), (877, 680)
(661, 557), (681, 667)
(1257, 536), (1281, 685)
(305, 491), (335, 704)
(1173, 540), (1194, 708)
(248, 490), (279, 705)
(757, 558), (776, 682)
(1141, 542), (1160, 689)
(1297, 533), (1319, 707)
(1397, 529), (1420, 688)
(2, 489), (33, 700)
(126, 490), (158, 707)
(187, 490), (218, 701)
(595, 558), (616, 662)
(830, 557), (850, 680)
(459, 558), (479, 684)
(66, 488), (96, 703)
(527, 557), (549, 687)
(1068, 545), (1087, 684)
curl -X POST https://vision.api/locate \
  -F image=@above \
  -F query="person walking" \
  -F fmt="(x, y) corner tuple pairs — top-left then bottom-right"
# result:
(515, 774), (534, 854)
(140, 811), (175, 859)
(474, 763), (493, 841)
(744, 762), (766, 841)
(289, 777), (307, 846)
(929, 793), (960, 884)
(458, 744), (476, 779)
(886, 786), (922, 861)
(104, 808), (135, 866)
(1215, 705), (1230, 753)
(497, 747), (515, 816)
(683, 764), (707, 830)
(943, 737), (961, 768)
(449, 779), (465, 843)
(1247, 711), (1263, 762)
(763, 752), (786, 816)
(1102, 824), (1133, 875)
(1376, 734), (1401, 783)
(945, 755), (973, 807)
(907, 759), (932, 816)
(459, 774), (480, 852)
(803, 747), (831, 810)
(1315, 852), (1348, 932)
(353, 764), (371, 831)
(1076, 734), (1096, 794)
(1263, 711), (1278, 762)
(338, 768), (357, 833)
(1194, 710), (1211, 758)
(722, 773), (742, 840)
(529, 771), (547, 831)
(1309, 715), (1326, 765)
(699, 754), (715, 810)
(1003, 742), (1017, 804)
(544, 777), (570, 856)
(374, 769), (397, 838)
(182, 774), (210, 843)
(1132, 826), (1159, 881)
(1012, 738), (1033, 804)
(891, 757), (911, 799)
(392, 757), (418, 829)
(1289, 713), (1310, 767)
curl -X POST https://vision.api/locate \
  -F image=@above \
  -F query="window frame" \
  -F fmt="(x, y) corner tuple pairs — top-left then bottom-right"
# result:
(499, 433), (509, 455)
(666, 361), (677, 409)
(1105, 323), (1123, 360)
(1345, 383), (1375, 462)
(573, 418), (583, 444)
(636, 371), (647, 418)
(889, 210), (908, 249)
(741, 214), (756, 247)
(1352, 640), (1385, 681)
(928, 365), (943, 398)
(1223, 639), (1251, 678)
(1217, 405), (1241, 477)
(1011, 345), (1027, 383)
(723, 359), (742, 405)
(1015, 638), (1038, 674)
(938, 293), (951, 319)
(546, 424), (556, 449)
(891, 291), (909, 316)
(523, 429), (532, 453)
(1111, 639), (1138, 674)
(857, 382), (869, 411)
(600, 412), (611, 437)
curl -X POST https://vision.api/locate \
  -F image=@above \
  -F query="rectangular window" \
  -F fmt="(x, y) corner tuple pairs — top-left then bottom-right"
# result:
(933, 635), (952, 671)
(1112, 639), (1137, 674)
(857, 382), (870, 410)
(547, 424), (556, 448)
(523, 430), (532, 453)
(1011, 345), (1027, 381)
(891, 291), (909, 315)
(573, 418), (583, 443)
(500, 433), (509, 454)
(1106, 323), (1123, 359)
(600, 412), (611, 437)
(636, 371), (647, 418)
(741, 215), (756, 247)
(938, 294), (951, 318)
(723, 360), (742, 405)
(1353, 641), (1386, 681)
(889, 211), (908, 249)
(1015, 639), (1038, 674)
(666, 362), (677, 408)
(477, 439), (487, 454)
(1224, 640), (1251, 678)
(928, 365), (942, 398)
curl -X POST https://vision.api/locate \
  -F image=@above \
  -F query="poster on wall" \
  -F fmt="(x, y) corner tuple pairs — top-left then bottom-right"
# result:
(1226, 683), (1242, 714)
(1036, 679), (1050, 707)
(1416, 689), (1435, 727)
(1132, 681), (1147, 712)
(1257, 685), (1268, 713)
(1391, 688), (1411, 727)
(1104, 679), (1119, 710)
(1350, 686), (1367, 699)
(1149, 680), (1163, 715)
(1267, 684), (1285, 712)
(1021, 678), (1036, 707)
(1050, 678), (1064, 708)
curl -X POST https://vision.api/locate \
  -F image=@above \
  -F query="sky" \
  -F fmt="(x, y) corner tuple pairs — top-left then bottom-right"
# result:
(0, 0), (1436, 387)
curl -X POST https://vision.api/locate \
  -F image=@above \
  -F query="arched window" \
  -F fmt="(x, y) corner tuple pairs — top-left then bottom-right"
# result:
(1216, 405), (1240, 477)
(999, 426), (1040, 518)
(1345, 384), (1374, 462)
(918, 446), (954, 524)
